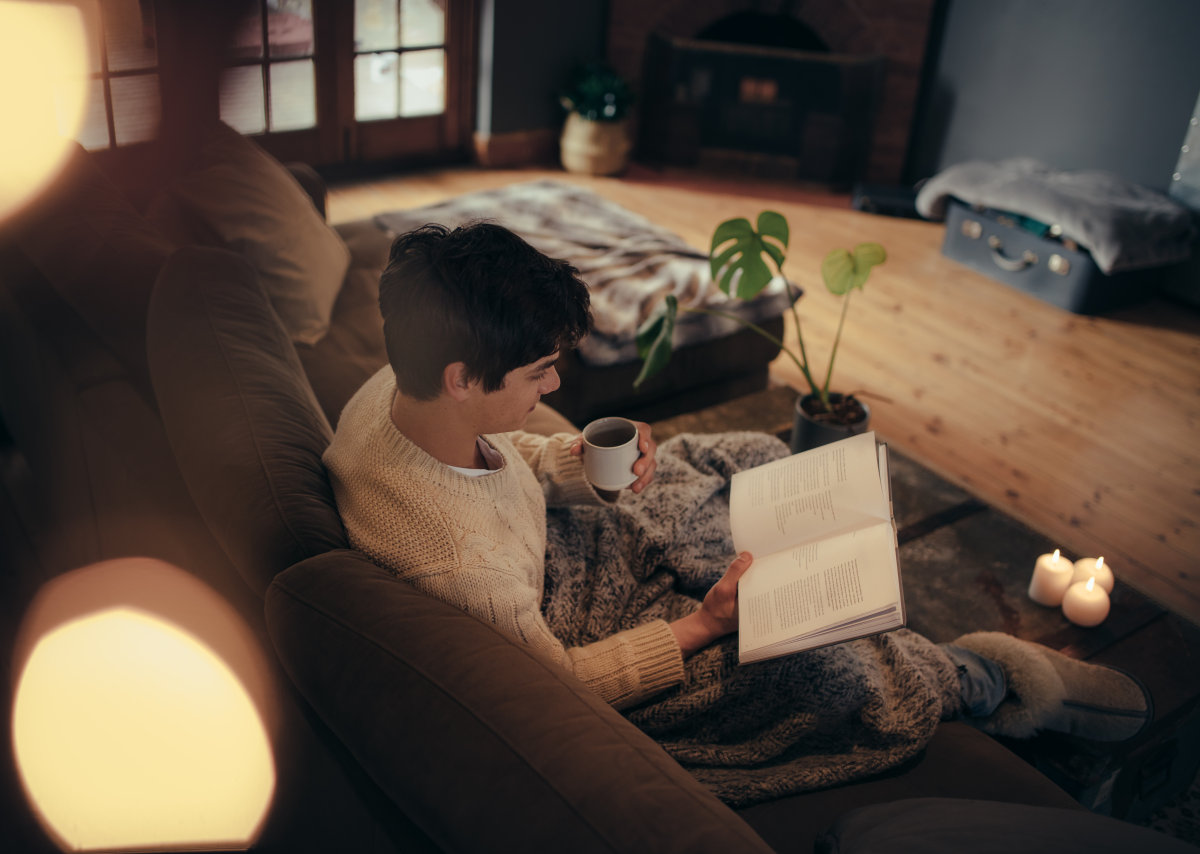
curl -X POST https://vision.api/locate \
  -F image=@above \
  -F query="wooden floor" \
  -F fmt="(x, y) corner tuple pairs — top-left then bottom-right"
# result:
(327, 161), (1200, 628)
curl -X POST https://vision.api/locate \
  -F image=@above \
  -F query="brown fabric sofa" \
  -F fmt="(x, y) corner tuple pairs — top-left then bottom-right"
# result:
(1, 129), (1140, 853)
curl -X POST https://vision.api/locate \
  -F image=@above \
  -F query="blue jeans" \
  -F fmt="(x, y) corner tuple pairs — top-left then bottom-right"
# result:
(940, 643), (1008, 717)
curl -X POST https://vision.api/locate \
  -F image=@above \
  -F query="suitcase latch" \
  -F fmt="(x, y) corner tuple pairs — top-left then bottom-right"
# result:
(961, 219), (983, 240)
(1049, 253), (1071, 276)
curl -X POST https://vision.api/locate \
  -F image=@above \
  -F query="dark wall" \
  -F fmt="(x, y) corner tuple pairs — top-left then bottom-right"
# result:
(907, 0), (1200, 191)
(476, 0), (607, 136)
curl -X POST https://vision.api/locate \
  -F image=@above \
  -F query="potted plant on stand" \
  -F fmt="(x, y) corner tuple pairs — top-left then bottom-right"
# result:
(634, 211), (886, 451)
(559, 63), (634, 176)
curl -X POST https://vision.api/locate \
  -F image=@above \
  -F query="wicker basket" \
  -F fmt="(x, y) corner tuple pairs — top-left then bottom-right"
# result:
(560, 113), (632, 176)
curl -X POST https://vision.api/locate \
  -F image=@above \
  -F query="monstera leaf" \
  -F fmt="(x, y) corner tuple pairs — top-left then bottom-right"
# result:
(821, 243), (887, 295)
(633, 294), (678, 388)
(709, 211), (789, 300)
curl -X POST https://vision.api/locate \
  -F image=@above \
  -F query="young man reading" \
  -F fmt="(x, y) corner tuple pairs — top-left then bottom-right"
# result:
(323, 222), (747, 710)
(325, 221), (1151, 805)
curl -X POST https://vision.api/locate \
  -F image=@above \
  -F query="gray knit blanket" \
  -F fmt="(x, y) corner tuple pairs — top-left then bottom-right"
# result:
(543, 431), (961, 807)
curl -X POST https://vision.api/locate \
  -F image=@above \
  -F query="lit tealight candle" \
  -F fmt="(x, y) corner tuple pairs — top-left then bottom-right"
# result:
(1071, 556), (1114, 594)
(1028, 549), (1073, 606)
(1062, 576), (1111, 627)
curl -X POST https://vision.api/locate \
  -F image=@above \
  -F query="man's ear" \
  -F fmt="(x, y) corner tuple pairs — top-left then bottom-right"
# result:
(442, 362), (476, 402)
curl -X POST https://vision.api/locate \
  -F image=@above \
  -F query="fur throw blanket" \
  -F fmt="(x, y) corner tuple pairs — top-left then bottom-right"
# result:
(374, 180), (793, 366)
(543, 431), (962, 807)
(915, 157), (1195, 274)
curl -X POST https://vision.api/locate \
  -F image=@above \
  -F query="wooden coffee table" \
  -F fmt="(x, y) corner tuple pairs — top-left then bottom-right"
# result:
(651, 385), (1200, 823)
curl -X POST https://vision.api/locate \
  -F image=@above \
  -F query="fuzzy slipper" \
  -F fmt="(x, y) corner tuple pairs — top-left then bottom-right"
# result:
(951, 632), (1152, 742)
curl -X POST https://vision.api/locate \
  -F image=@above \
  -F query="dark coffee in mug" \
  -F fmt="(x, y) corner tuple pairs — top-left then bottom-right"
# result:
(587, 425), (635, 447)
(581, 416), (640, 490)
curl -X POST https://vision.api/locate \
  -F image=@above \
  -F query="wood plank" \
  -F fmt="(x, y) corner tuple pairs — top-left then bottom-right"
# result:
(326, 165), (1200, 627)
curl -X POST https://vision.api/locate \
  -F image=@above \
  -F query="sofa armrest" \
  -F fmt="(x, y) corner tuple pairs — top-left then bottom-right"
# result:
(265, 549), (773, 854)
(286, 162), (327, 220)
(814, 797), (1195, 854)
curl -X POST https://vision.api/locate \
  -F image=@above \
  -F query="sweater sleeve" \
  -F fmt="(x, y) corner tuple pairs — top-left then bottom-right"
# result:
(564, 620), (685, 711)
(505, 430), (604, 507)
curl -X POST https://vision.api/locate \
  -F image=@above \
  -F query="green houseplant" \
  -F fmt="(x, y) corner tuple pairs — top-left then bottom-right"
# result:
(558, 63), (635, 176)
(635, 211), (887, 450)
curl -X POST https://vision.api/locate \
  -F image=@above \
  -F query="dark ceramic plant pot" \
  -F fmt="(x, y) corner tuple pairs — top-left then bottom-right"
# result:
(790, 392), (871, 453)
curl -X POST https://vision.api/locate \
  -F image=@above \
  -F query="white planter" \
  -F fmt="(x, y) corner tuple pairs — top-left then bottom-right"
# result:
(560, 113), (632, 176)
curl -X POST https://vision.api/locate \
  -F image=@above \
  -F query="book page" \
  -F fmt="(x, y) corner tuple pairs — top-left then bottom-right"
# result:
(729, 432), (888, 558)
(737, 521), (901, 661)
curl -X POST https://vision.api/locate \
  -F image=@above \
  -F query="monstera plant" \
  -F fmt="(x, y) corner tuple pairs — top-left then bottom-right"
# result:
(635, 211), (887, 449)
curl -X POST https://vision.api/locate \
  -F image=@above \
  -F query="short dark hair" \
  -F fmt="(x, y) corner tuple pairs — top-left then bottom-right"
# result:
(378, 222), (592, 400)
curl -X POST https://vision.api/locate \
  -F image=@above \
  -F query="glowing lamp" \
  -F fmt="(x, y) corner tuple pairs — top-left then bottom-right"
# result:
(11, 558), (277, 852)
(0, 0), (90, 223)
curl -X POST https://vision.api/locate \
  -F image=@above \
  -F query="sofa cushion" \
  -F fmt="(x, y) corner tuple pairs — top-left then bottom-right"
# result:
(266, 549), (775, 854)
(8, 144), (174, 394)
(296, 219), (393, 425)
(813, 797), (1195, 853)
(147, 122), (350, 345)
(738, 720), (1082, 854)
(147, 246), (346, 597)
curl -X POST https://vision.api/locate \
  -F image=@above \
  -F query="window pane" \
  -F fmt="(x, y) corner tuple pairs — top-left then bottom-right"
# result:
(76, 78), (111, 150)
(354, 52), (398, 121)
(220, 66), (266, 134)
(399, 49), (444, 117)
(400, 0), (443, 47)
(267, 0), (313, 59)
(269, 60), (316, 131)
(102, 0), (156, 72)
(110, 73), (160, 145)
(83, 0), (103, 75)
(355, 0), (399, 52)
(230, 4), (264, 60)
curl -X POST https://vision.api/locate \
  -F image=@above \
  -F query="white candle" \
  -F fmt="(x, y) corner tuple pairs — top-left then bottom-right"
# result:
(1028, 549), (1074, 606)
(1062, 576), (1111, 627)
(1071, 556), (1114, 594)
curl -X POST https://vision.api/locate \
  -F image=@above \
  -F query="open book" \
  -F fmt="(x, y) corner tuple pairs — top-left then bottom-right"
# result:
(731, 431), (903, 664)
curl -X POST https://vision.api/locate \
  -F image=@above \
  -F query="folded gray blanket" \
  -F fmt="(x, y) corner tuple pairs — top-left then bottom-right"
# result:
(374, 180), (793, 366)
(543, 431), (960, 806)
(915, 158), (1195, 273)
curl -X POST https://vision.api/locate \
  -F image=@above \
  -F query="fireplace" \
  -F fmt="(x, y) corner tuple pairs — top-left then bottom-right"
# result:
(639, 22), (884, 186)
(608, 0), (938, 185)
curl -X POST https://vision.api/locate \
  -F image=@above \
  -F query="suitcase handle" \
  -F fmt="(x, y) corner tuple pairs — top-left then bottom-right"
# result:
(987, 235), (1038, 272)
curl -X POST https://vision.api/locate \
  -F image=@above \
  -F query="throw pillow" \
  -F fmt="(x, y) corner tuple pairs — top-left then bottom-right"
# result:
(147, 122), (350, 345)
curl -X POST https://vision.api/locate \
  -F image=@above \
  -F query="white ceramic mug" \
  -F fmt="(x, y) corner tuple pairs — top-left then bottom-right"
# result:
(581, 416), (640, 491)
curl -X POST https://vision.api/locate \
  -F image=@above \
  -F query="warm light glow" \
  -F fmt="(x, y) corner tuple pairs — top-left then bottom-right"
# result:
(1096, 556), (1105, 571)
(1051, 548), (1060, 562)
(11, 559), (276, 852)
(1086, 576), (1096, 593)
(0, 0), (90, 222)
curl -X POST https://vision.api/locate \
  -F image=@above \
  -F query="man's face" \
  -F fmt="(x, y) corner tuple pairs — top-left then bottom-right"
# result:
(477, 351), (561, 432)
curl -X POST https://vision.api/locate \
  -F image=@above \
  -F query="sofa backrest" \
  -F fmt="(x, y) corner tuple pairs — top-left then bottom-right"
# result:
(7, 144), (175, 400)
(147, 246), (347, 597)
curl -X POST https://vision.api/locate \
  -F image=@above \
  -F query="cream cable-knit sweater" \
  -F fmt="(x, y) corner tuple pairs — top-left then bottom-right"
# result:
(324, 367), (685, 710)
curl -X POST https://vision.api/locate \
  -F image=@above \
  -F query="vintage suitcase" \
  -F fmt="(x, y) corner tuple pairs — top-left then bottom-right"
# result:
(940, 199), (1165, 314)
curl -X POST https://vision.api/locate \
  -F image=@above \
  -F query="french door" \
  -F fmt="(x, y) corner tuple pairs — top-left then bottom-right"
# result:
(78, 0), (477, 170)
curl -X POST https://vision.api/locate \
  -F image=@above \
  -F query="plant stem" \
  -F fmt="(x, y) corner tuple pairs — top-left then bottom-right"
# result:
(784, 280), (820, 399)
(821, 290), (853, 410)
(679, 305), (819, 394)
